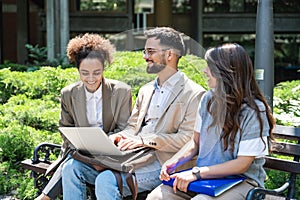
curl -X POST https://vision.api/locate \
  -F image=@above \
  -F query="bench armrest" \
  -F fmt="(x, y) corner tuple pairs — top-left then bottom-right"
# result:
(246, 183), (290, 200)
(32, 142), (61, 164)
(246, 177), (296, 200)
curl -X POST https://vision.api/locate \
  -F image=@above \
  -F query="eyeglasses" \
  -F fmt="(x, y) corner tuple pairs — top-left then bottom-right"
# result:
(142, 48), (170, 57)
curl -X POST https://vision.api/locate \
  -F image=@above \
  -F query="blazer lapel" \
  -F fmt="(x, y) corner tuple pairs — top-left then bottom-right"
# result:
(139, 83), (155, 125)
(154, 75), (184, 130)
(161, 75), (184, 114)
(102, 78), (113, 133)
(73, 83), (89, 126)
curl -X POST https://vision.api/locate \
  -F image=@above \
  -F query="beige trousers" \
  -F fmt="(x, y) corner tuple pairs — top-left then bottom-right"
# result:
(146, 179), (257, 200)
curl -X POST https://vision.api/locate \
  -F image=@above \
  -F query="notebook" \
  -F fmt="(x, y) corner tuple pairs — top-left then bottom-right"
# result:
(59, 127), (129, 156)
(162, 170), (246, 197)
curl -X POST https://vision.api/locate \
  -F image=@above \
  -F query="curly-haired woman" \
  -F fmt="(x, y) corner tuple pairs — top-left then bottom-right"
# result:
(35, 33), (132, 200)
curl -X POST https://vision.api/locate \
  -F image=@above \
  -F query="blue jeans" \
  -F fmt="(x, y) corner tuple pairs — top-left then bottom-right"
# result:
(62, 158), (161, 200)
(62, 158), (98, 200)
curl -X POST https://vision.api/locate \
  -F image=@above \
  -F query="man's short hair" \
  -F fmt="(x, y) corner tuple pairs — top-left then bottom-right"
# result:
(144, 27), (186, 57)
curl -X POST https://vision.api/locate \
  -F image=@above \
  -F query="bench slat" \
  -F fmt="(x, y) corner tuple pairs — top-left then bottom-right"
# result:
(264, 157), (300, 174)
(21, 159), (52, 174)
(273, 125), (300, 140)
(271, 142), (300, 157)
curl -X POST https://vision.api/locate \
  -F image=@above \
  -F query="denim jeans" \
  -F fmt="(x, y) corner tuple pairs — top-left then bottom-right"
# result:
(62, 158), (99, 200)
(62, 158), (161, 200)
(43, 151), (73, 198)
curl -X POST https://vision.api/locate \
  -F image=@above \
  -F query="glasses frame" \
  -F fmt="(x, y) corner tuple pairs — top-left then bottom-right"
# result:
(142, 48), (170, 57)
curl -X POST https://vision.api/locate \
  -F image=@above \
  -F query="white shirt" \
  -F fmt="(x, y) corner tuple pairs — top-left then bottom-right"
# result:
(141, 71), (182, 134)
(85, 85), (103, 128)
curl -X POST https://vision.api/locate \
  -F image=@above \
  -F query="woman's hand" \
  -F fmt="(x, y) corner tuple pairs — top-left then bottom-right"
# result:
(170, 170), (197, 193)
(160, 162), (177, 181)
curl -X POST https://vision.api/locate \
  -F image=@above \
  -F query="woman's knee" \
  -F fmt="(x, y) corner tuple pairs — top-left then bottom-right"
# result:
(146, 185), (170, 200)
(147, 184), (192, 200)
(62, 159), (84, 176)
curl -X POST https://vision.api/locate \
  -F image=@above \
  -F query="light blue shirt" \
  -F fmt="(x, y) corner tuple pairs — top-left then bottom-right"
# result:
(142, 71), (182, 134)
(194, 90), (270, 187)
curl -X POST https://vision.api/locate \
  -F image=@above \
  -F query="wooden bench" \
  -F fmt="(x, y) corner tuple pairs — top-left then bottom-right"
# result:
(21, 142), (149, 199)
(21, 142), (61, 196)
(246, 125), (300, 200)
(22, 125), (300, 200)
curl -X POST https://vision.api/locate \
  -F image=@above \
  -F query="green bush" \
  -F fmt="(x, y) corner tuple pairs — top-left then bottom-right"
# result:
(0, 162), (19, 194)
(2, 95), (60, 132)
(16, 175), (37, 200)
(273, 80), (300, 126)
(0, 161), (37, 197)
(0, 67), (78, 104)
(0, 123), (34, 163)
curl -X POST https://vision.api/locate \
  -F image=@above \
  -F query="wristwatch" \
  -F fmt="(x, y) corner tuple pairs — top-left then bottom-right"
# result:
(192, 166), (202, 180)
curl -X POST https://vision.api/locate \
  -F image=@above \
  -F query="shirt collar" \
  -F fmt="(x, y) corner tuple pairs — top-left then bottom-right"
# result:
(154, 71), (182, 90)
(85, 84), (102, 100)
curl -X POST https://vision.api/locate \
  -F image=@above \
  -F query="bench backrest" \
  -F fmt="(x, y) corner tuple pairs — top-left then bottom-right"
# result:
(264, 125), (300, 174)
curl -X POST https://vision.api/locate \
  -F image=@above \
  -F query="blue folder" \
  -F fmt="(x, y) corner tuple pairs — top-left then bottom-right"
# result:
(162, 173), (246, 197)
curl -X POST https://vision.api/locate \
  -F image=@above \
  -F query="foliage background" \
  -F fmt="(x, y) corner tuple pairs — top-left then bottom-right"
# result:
(0, 51), (299, 199)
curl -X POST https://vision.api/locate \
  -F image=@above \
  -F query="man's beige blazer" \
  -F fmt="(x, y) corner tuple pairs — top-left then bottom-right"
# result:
(121, 73), (206, 167)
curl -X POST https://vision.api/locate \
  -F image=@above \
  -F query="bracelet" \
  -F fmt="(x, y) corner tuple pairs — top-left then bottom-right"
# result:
(139, 135), (144, 145)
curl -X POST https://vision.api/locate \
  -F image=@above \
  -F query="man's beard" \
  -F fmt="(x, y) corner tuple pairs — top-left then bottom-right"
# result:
(146, 58), (167, 74)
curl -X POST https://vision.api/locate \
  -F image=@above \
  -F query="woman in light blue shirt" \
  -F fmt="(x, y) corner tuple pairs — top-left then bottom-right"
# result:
(147, 43), (276, 200)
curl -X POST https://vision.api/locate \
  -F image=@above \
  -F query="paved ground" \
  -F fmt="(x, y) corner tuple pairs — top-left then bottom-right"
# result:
(0, 191), (19, 200)
(0, 196), (19, 200)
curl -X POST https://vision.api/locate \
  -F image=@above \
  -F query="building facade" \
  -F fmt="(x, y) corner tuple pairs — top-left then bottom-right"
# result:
(1, 0), (299, 82)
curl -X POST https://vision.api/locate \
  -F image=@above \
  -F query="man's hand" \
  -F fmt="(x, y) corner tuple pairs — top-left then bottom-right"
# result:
(116, 135), (143, 150)
(108, 133), (122, 145)
(170, 170), (196, 193)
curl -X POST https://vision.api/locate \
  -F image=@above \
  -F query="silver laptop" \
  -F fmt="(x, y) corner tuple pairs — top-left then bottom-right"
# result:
(59, 127), (127, 156)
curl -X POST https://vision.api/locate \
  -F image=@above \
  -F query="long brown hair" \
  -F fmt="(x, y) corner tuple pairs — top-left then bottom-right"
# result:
(205, 43), (275, 151)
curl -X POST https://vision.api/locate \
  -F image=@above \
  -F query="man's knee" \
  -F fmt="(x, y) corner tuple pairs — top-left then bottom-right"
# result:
(95, 170), (117, 188)
(95, 170), (121, 199)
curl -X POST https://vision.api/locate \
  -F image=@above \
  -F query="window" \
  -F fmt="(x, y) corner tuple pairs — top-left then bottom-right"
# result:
(203, 0), (300, 13)
(79, 0), (127, 12)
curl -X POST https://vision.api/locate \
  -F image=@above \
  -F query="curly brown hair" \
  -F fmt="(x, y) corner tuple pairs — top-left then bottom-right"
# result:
(66, 33), (115, 69)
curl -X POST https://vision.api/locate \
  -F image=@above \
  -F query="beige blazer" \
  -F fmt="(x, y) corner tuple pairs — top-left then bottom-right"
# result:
(59, 78), (132, 156)
(121, 73), (206, 167)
